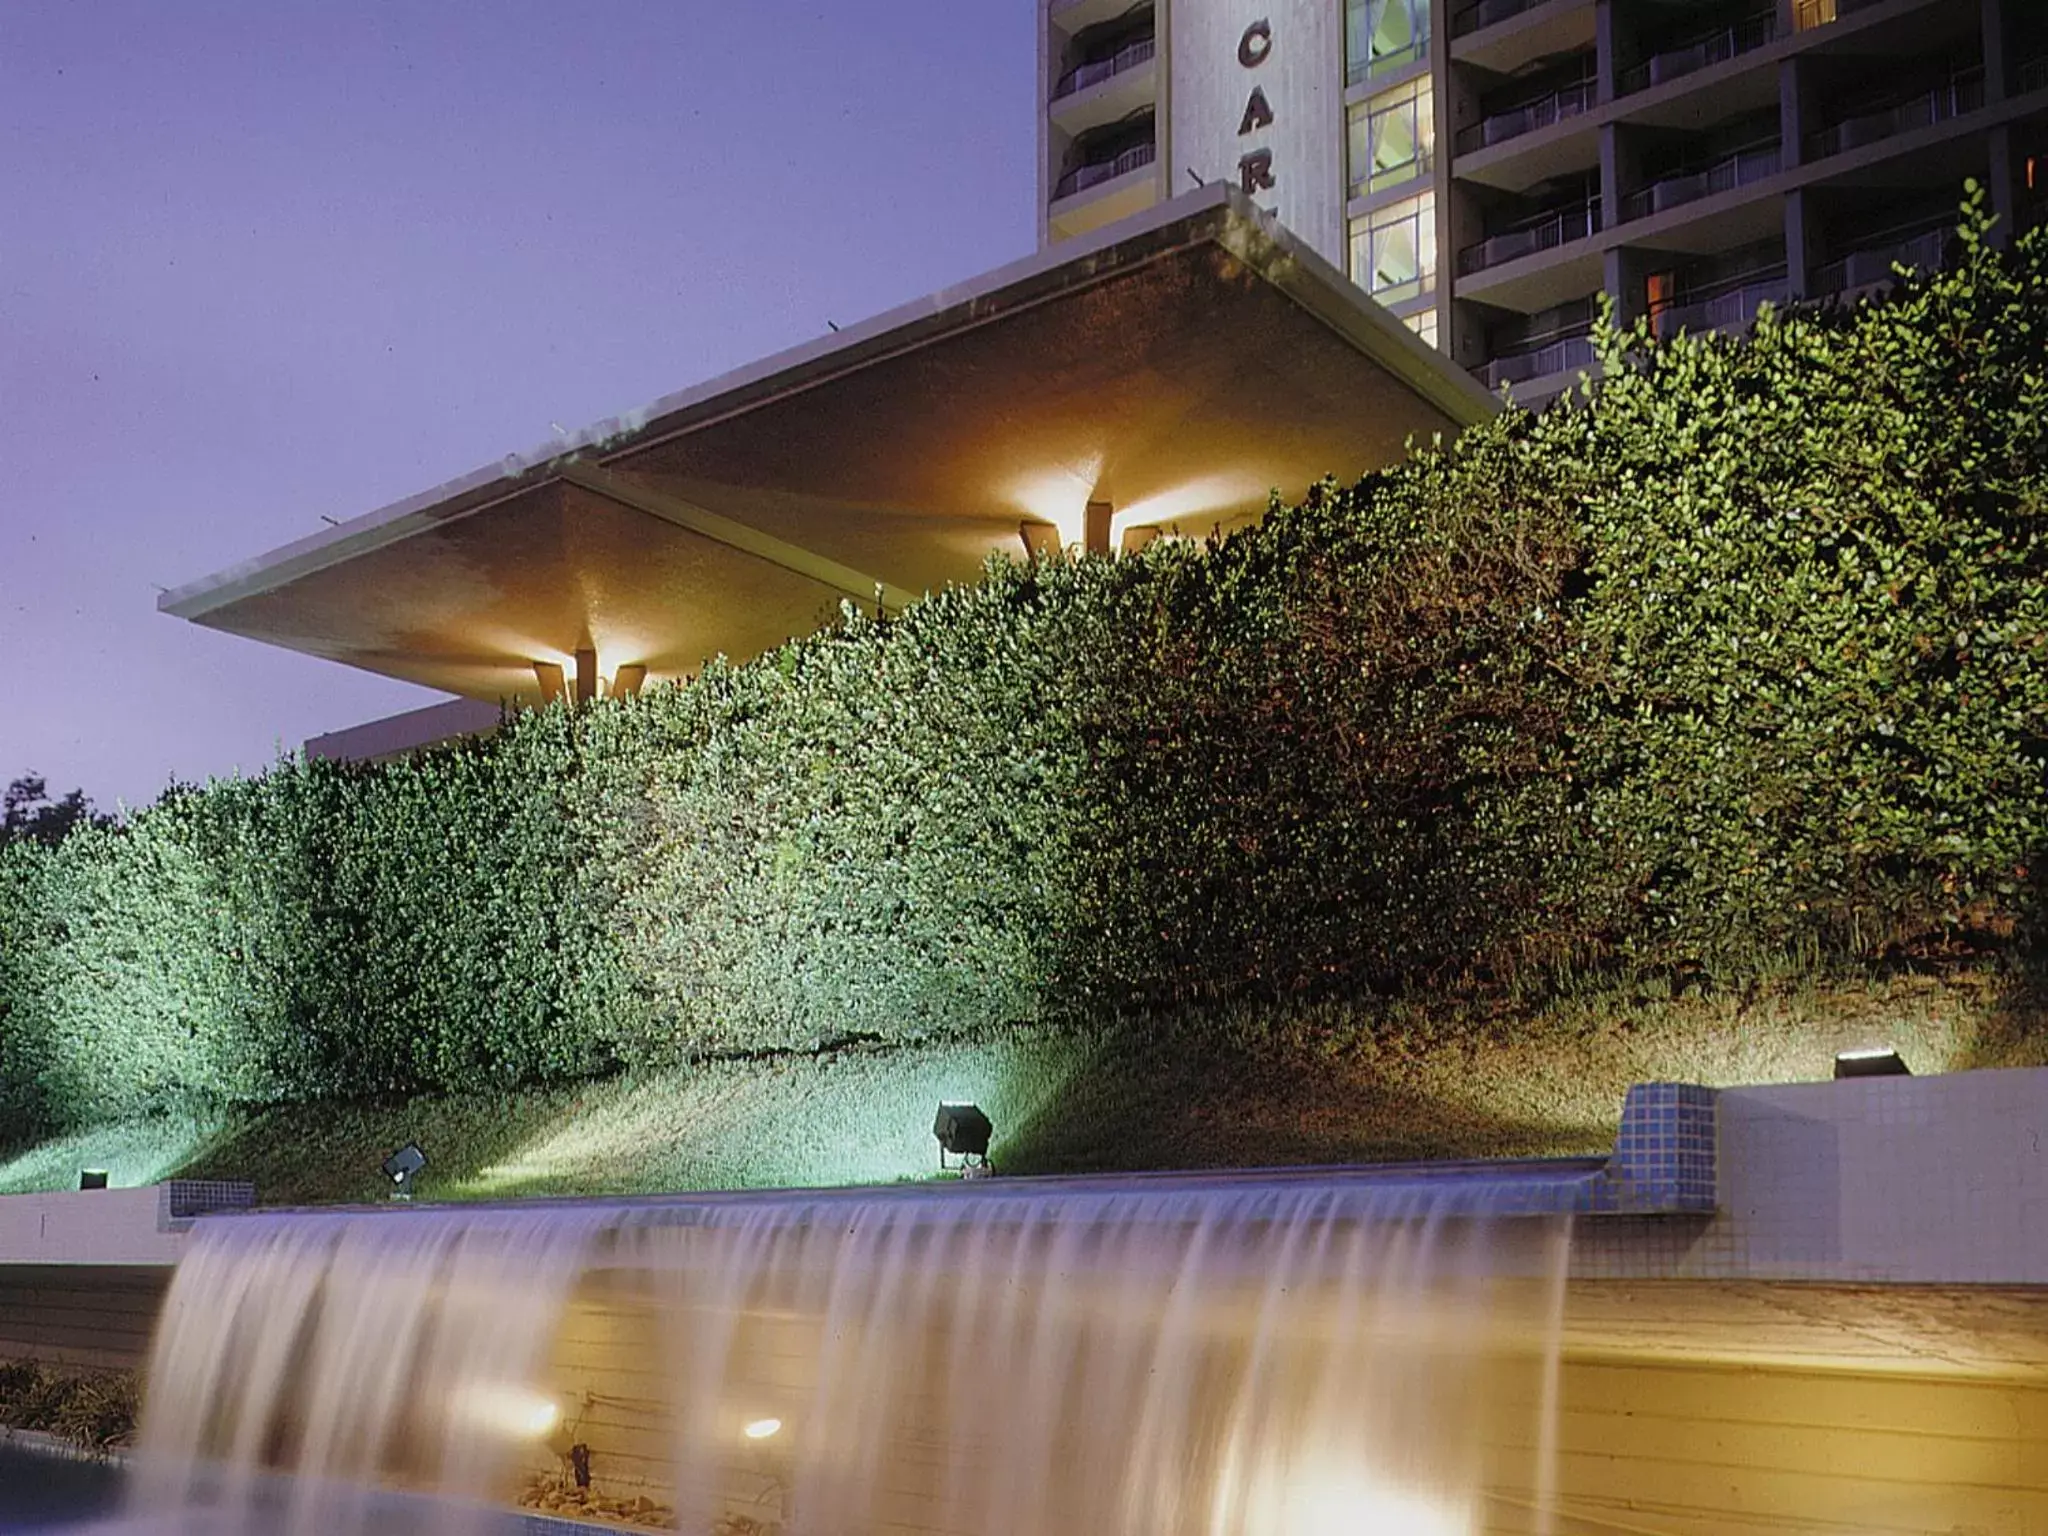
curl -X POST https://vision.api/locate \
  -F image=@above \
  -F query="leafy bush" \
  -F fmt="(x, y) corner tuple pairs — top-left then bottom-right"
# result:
(1, 192), (2042, 1133)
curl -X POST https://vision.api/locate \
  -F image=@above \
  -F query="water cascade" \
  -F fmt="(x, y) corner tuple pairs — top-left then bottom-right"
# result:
(130, 1173), (1580, 1536)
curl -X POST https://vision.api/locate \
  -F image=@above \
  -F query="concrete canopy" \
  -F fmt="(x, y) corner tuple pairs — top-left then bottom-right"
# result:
(160, 185), (1495, 704)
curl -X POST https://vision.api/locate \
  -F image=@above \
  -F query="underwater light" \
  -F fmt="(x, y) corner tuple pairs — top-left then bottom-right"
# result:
(452, 1383), (559, 1439)
(933, 1102), (993, 1172)
(1834, 1048), (1911, 1080)
(382, 1141), (427, 1198)
(743, 1417), (782, 1440)
(78, 1169), (109, 1191)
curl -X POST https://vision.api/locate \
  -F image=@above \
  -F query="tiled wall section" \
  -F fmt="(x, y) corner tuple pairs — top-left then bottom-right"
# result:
(160, 1180), (255, 1223)
(1584, 1081), (1718, 1215)
(1575, 1066), (2048, 1284)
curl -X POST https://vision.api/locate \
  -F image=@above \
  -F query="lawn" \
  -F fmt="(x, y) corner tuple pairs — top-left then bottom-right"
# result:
(1, 966), (2036, 1206)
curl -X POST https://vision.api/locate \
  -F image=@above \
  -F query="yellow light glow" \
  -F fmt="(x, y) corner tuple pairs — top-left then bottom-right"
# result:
(1108, 473), (1274, 548)
(742, 1417), (782, 1440)
(452, 1383), (561, 1440)
(1227, 1459), (1473, 1536)
(1004, 454), (1104, 550)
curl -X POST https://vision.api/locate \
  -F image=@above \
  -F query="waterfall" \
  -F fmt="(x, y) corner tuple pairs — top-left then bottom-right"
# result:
(129, 1175), (1577, 1535)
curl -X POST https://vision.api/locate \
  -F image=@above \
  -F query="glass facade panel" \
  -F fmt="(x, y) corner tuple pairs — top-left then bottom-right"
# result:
(1403, 307), (1440, 348)
(1348, 79), (1435, 197)
(1349, 192), (1437, 306)
(1347, 0), (1432, 84)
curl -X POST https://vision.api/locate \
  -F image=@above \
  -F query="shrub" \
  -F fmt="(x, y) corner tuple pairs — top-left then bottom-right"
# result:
(1, 191), (2041, 1132)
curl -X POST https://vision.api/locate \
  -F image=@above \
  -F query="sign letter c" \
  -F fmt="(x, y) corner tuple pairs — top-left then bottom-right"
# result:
(1238, 18), (1272, 67)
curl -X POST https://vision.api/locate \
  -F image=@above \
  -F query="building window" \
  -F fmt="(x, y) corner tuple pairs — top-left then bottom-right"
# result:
(1793, 0), (1837, 29)
(1403, 307), (1440, 348)
(1347, 0), (1431, 84)
(1348, 79), (1435, 197)
(1350, 192), (1437, 305)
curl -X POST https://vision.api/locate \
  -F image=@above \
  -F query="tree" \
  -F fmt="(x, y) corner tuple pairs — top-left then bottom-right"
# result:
(1, 775), (110, 847)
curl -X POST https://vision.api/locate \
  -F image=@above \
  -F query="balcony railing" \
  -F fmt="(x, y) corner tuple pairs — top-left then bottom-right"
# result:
(1052, 140), (1157, 201)
(1052, 36), (1156, 100)
(1617, 11), (1775, 97)
(1457, 198), (1601, 275)
(1455, 80), (1595, 154)
(2017, 54), (2048, 94)
(1452, 0), (1544, 38)
(1619, 143), (1779, 223)
(1806, 69), (1983, 160)
(1475, 333), (1597, 390)
(1812, 227), (1948, 296)
(1649, 274), (1789, 340)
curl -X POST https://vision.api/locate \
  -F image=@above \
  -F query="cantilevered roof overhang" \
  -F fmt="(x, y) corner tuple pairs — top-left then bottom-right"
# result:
(160, 185), (1496, 704)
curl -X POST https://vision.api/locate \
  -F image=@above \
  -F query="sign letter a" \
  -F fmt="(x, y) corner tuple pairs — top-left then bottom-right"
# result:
(1238, 148), (1276, 194)
(1238, 85), (1274, 136)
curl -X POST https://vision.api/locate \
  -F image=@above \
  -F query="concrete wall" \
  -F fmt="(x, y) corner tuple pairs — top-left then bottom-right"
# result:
(303, 695), (503, 764)
(517, 1278), (2048, 1535)
(0, 1188), (193, 1268)
(0, 1265), (169, 1372)
(1574, 1065), (2048, 1284)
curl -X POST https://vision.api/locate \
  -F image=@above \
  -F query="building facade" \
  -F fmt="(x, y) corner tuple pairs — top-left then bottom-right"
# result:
(1041, 0), (2048, 401)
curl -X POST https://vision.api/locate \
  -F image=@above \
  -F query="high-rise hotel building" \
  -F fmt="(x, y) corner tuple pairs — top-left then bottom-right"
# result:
(1040, 0), (2048, 401)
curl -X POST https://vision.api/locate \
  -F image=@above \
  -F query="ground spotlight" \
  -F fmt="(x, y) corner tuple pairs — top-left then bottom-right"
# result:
(933, 1102), (993, 1174)
(1834, 1047), (1911, 1080)
(382, 1142), (427, 1199)
(78, 1169), (108, 1191)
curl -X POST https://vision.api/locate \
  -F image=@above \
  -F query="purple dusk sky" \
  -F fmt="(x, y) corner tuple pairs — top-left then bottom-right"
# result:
(1, 2), (1036, 811)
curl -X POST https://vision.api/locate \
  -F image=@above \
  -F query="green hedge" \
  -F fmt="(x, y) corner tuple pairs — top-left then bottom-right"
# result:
(3, 194), (2043, 1133)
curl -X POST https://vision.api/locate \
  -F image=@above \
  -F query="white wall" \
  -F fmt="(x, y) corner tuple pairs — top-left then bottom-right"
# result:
(1167, 0), (1345, 269)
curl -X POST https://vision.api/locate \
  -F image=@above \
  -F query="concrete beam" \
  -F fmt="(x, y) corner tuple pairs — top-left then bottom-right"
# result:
(558, 462), (921, 616)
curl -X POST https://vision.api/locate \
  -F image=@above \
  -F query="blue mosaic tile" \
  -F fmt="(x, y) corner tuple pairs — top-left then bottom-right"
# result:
(1576, 1082), (1718, 1214)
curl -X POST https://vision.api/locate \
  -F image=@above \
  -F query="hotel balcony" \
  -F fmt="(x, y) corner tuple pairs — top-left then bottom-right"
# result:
(1457, 197), (1600, 276)
(1473, 331), (1596, 392)
(1812, 226), (1949, 300)
(1048, 34), (1157, 139)
(1053, 140), (1155, 202)
(1047, 127), (1157, 241)
(1449, 0), (1596, 75)
(1454, 79), (1596, 156)
(1805, 69), (1984, 162)
(1648, 270), (1789, 340)
(1616, 11), (1776, 99)
(1052, 34), (1152, 100)
(1452, 0), (1568, 38)
(1618, 141), (1780, 223)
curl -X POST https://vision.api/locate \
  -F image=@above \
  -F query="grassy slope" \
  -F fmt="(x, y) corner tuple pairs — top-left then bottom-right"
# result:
(2, 966), (2040, 1206)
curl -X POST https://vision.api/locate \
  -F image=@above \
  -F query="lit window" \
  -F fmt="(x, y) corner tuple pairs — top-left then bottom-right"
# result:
(1349, 192), (1437, 305)
(1646, 271), (1676, 317)
(1793, 0), (1836, 29)
(1348, 79), (1435, 197)
(1403, 307), (1440, 348)
(1347, 0), (1432, 83)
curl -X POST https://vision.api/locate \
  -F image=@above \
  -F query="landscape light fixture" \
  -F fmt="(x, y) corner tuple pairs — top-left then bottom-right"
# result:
(1834, 1048), (1911, 1080)
(78, 1169), (109, 1191)
(382, 1141), (427, 1199)
(933, 1102), (993, 1174)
